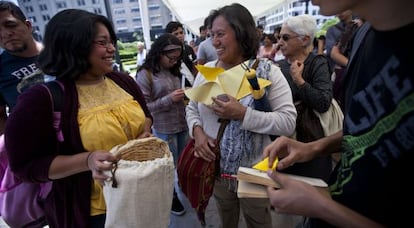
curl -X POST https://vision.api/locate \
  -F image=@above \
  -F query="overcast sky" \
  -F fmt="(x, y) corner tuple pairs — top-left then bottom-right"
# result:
(7, 0), (19, 5)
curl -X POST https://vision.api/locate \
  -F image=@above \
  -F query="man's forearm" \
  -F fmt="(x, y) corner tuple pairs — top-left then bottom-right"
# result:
(310, 131), (343, 157)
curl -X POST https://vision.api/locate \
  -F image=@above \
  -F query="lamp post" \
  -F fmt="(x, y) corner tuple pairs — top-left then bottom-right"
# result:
(300, 0), (310, 14)
(103, 0), (124, 72)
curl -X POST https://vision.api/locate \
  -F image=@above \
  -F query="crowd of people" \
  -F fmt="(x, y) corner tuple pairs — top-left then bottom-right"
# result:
(0, 0), (412, 227)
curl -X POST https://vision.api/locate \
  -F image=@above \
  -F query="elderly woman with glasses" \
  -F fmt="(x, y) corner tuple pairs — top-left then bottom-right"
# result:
(275, 15), (333, 176)
(135, 33), (189, 216)
(273, 14), (334, 226)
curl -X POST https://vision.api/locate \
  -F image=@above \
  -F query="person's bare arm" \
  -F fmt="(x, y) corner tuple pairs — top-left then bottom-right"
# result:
(264, 131), (386, 227)
(320, 195), (385, 227)
(267, 172), (385, 228)
(331, 45), (349, 67)
(49, 151), (118, 183)
(263, 131), (342, 170)
(137, 117), (153, 138)
(144, 117), (153, 133)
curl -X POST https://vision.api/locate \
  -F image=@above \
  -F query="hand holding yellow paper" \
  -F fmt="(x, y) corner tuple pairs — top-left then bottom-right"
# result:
(184, 62), (271, 105)
(252, 157), (278, 171)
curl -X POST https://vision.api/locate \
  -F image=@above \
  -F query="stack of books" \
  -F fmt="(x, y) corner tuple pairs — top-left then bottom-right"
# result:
(236, 167), (328, 198)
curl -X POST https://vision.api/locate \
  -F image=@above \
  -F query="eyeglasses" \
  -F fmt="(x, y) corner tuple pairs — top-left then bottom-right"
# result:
(93, 40), (116, 48)
(277, 34), (301, 42)
(164, 54), (181, 63)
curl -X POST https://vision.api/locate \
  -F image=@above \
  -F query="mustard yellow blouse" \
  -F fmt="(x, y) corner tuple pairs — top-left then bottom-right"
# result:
(76, 77), (146, 216)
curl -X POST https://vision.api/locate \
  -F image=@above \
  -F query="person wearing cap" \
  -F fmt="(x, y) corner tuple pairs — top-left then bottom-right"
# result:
(165, 21), (198, 87)
(135, 33), (189, 216)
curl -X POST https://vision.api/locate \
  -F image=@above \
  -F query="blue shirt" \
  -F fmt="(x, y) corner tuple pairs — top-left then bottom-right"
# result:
(0, 52), (39, 111)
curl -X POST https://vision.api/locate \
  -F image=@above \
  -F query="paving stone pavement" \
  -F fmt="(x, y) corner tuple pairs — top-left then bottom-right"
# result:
(0, 176), (301, 228)
(169, 175), (302, 228)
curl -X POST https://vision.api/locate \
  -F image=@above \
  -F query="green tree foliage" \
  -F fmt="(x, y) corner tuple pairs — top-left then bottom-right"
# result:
(316, 18), (339, 38)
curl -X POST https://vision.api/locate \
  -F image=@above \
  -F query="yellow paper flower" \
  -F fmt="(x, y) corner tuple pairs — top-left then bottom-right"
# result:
(195, 64), (225, 81)
(186, 62), (271, 105)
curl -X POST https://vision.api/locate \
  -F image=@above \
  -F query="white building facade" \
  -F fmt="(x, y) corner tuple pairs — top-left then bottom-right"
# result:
(257, 0), (333, 33)
(17, 0), (172, 42)
(17, 0), (332, 43)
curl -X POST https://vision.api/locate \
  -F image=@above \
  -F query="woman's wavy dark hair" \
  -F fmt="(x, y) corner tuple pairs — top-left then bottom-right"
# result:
(139, 33), (182, 76)
(37, 9), (116, 80)
(209, 3), (260, 60)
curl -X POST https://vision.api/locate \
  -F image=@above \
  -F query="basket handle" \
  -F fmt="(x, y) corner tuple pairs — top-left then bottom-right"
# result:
(111, 162), (119, 188)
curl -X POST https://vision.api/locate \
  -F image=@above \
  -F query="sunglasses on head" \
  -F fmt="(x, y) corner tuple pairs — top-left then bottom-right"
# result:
(278, 34), (301, 42)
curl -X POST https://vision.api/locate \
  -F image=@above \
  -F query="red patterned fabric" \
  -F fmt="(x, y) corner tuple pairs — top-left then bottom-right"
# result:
(177, 139), (219, 226)
(177, 119), (228, 226)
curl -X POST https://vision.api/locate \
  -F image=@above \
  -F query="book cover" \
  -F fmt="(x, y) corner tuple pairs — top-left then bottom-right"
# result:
(237, 180), (269, 198)
(236, 167), (328, 198)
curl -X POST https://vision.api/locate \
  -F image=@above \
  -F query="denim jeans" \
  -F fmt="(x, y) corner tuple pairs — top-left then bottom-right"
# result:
(153, 130), (189, 166)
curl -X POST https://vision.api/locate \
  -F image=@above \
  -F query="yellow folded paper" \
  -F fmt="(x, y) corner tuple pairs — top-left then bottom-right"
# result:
(238, 77), (271, 100)
(185, 62), (271, 105)
(195, 64), (225, 81)
(252, 157), (278, 171)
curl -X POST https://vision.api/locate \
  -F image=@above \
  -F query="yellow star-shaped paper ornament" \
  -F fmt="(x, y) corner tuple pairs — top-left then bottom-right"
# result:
(195, 64), (225, 81)
(185, 61), (271, 105)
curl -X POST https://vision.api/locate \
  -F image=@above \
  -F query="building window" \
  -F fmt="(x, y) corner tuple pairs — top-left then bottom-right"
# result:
(132, 17), (141, 23)
(94, 8), (102, 14)
(42, 14), (51, 21)
(77, 0), (86, 6)
(114, 9), (126, 15)
(25, 6), (34, 13)
(116, 19), (127, 25)
(56, 2), (67, 8)
(29, 16), (36, 23)
(117, 27), (128, 33)
(39, 4), (47, 11)
(113, 0), (123, 3)
(148, 5), (160, 10)
(131, 7), (139, 13)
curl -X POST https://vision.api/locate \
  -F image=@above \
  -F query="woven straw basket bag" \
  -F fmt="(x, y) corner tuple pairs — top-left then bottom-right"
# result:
(103, 137), (174, 228)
